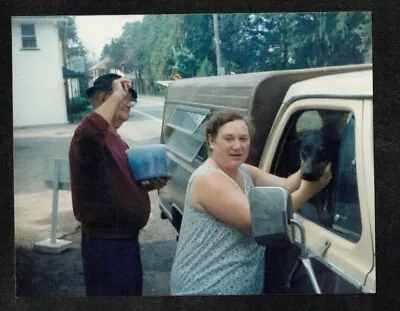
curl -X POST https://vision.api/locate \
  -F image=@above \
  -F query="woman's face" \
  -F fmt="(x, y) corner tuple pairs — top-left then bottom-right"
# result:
(208, 119), (251, 169)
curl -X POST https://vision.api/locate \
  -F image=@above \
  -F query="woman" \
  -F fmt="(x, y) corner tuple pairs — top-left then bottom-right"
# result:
(170, 110), (332, 295)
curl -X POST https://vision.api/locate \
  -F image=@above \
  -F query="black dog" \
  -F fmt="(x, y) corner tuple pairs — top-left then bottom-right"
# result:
(298, 132), (340, 227)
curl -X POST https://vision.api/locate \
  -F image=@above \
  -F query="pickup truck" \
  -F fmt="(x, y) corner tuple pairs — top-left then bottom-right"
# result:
(157, 63), (375, 294)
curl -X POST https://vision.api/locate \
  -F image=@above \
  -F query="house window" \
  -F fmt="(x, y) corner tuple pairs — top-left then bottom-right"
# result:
(21, 24), (37, 49)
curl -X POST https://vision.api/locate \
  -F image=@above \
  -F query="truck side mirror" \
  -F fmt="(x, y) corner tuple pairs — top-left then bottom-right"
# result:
(248, 186), (323, 293)
(248, 187), (293, 247)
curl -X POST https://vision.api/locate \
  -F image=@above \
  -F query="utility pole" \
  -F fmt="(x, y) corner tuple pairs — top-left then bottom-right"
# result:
(213, 14), (224, 76)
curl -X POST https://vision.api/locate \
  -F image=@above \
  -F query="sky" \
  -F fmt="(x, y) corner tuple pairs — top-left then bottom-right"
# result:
(75, 15), (144, 62)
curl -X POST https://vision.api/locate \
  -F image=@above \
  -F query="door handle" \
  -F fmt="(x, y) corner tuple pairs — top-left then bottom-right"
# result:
(310, 241), (331, 259)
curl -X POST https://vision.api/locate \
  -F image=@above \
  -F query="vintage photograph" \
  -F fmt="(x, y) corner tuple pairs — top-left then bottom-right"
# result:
(12, 12), (373, 297)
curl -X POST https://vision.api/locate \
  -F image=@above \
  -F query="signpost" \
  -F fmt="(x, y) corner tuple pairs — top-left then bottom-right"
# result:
(34, 158), (72, 254)
(68, 56), (85, 73)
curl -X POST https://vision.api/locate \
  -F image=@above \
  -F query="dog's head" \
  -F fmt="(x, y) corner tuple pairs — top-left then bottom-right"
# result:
(298, 132), (338, 182)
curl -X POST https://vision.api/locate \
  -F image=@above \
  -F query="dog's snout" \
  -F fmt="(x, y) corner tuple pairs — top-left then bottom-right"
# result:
(301, 160), (322, 181)
(301, 172), (320, 181)
(299, 133), (333, 182)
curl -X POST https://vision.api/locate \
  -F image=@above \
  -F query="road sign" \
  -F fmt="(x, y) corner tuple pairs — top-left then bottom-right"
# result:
(173, 73), (182, 80)
(68, 56), (85, 73)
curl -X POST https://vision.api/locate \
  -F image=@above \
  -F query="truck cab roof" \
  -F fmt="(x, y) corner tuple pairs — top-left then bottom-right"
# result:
(284, 69), (373, 104)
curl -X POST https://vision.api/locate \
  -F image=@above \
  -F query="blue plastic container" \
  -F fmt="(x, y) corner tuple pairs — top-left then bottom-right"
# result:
(126, 144), (169, 181)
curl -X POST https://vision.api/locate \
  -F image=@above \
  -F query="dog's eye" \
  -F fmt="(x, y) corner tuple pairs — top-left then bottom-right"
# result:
(317, 146), (326, 156)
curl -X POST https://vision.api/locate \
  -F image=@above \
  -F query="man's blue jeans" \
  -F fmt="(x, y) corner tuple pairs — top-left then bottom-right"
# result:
(81, 235), (143, 296)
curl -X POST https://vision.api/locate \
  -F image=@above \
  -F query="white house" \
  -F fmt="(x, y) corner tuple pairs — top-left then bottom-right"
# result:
(12, 16), (69, 127)
(89, 57), (125, 84)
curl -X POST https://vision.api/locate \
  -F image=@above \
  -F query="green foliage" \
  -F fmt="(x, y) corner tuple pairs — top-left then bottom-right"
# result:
(68, 96), (90, 113)
(196, 57), (214, 77)
(58, 15), (94, 79)
(97, 12), (372, 94)
(79, 76), (90, 98)
(59, 16), (89, 62)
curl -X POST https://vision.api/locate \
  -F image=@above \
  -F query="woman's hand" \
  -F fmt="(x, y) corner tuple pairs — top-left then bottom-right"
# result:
(299, 163), (332, 198)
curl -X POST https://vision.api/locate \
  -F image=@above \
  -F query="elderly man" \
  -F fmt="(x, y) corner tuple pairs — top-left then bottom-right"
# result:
(69, 73), (167, 296)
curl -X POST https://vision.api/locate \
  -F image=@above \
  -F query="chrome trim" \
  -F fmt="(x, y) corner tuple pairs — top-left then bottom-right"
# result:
(172, 105), (211, 115)
(171, 203), (184, 216)
(290, 219), (306, 257)
(166, 106), (209, 135)
(292, 241), (368, 292)
(165, 134), (203, 163)
(166, 100), (248, 113)
(302, 258), (321, 294)
(158, 201), (173, 222)
(283, 94), (372, 107)
(166, 123), (200, 136)
(361, 286), (374, 293)
(166, 151), (196, 175)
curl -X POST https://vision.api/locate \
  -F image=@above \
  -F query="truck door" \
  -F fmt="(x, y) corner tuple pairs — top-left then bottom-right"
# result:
(260, 98), (375, 293)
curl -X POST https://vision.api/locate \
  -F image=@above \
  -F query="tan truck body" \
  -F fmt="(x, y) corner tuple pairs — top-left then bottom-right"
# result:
(158, 64), (374, 293)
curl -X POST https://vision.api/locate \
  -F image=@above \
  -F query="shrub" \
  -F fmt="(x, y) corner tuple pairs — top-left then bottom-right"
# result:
(68, 97), (90, 113)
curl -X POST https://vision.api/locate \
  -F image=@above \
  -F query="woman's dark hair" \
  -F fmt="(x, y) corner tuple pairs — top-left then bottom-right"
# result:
(205, 110), (255, 150)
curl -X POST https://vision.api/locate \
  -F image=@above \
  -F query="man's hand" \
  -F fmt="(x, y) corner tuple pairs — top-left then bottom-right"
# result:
(111, 78), (131, 102)
(141, 176), (171, 191)
(94, 78), (132, 125)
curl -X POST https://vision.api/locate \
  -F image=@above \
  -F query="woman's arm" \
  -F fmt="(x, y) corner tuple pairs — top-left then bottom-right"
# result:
(243, 164), (301, 192)
(191, 171), (252, 231)
(243, 163), (332, 212)
(191, 165), (331, 230)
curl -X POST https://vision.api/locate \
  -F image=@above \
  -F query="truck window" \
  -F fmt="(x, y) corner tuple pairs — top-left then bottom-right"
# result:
(271, 109), (362, 242)
(165, 106), (210, 163)
(331, 115), (362, 241)
(167, 107), (207, 134)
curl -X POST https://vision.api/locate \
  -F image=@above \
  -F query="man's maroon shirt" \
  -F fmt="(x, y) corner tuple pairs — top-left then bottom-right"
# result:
(69, 112), (151, 239)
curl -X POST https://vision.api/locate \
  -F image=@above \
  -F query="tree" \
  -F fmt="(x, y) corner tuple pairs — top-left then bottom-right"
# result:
(287, 12), (367, 68)
(101, 38), (128, 70)
(196, 57), (214, 77)
(58, 16), (89, 68)
(219, 14), (257, 73)
(181, 14), (216, 75)
(98, 12), (372, 93)
(355, 12), (372, 63)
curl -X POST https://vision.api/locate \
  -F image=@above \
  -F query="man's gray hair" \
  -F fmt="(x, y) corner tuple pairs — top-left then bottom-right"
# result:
(89, 89), (109, 109)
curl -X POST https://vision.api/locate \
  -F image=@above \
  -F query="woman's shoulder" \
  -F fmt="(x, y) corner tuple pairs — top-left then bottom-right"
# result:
(239, 164), (255, 189)
(240, 163), (257, 179)
(190, 163), (235, 190)
(191, 161), (220, 177)
(192, 164), (226, 184)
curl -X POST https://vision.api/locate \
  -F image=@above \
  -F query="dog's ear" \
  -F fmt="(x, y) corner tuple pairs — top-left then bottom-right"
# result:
(322, 126), (339, 141)
(325, 134), (341, 154)
(296, 135), (304, 146)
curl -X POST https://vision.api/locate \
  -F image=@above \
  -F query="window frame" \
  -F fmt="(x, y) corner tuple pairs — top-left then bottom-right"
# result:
(330, 113), (362, 242)
(166, 106), (208, 135)
(20, 23), (38, 49)
(258, 97), (374, 288)
(164, 105), (210, 163)
(272, 108), (362, 242)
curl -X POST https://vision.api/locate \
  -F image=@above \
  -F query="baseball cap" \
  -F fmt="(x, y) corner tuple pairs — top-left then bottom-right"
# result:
(85, 73), (137, 100)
